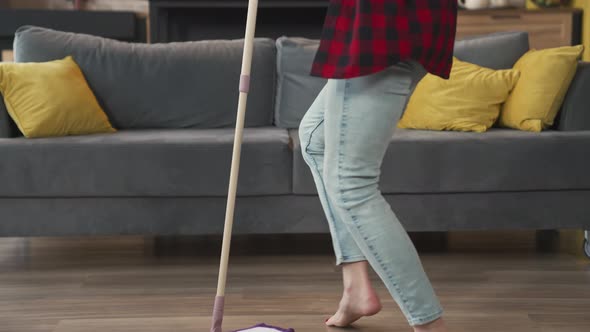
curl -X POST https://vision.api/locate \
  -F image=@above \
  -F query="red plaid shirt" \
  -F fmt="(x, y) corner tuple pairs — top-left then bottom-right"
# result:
(310, 0), (458, 79)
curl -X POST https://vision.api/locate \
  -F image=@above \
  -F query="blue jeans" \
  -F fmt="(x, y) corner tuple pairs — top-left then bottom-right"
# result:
(298, 60), (443, 326)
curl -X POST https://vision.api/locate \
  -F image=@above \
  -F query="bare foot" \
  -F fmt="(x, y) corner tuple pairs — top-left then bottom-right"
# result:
(325, 281), (382, 327)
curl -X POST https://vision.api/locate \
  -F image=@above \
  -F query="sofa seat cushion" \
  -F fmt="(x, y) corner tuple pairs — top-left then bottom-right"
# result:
(0, 128), (291, 197)
(291, 128), (590, 194)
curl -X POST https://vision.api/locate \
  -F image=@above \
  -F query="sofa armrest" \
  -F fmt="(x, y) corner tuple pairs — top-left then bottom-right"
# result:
(557, 61), (590, 131)
(0, 95), (13, 138)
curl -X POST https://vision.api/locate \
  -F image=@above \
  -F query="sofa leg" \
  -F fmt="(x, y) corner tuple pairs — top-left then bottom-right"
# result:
(584, 230), (590, 259)
(535, 229), (559, 252)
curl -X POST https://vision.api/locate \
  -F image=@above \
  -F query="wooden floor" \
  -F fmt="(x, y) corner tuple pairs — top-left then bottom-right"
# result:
(0, 232), (588, 332)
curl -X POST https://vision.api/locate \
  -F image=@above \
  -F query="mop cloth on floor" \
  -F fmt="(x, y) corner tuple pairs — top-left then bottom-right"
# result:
(231, 323), (295, 332)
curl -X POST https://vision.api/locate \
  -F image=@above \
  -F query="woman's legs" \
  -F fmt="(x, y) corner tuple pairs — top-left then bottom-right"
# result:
(299, 83), (367, 266)
(300, 60), (446, 329)
(299, 75), (382, 326)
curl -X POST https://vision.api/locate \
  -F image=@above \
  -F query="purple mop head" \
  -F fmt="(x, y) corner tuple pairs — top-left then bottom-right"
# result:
(232, 323), (295, 332)
(211, 296), (294, 332)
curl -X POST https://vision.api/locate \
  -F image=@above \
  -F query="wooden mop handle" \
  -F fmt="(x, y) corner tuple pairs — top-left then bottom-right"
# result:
(211, 1), (259, 331)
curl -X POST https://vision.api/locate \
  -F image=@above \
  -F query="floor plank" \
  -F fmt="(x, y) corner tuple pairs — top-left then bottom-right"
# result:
(0, 235), (588, 332)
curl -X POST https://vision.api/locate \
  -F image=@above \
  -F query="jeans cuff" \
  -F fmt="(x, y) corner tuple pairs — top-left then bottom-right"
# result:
(336, 255), (367, 266)
(407, 308), (444, 326)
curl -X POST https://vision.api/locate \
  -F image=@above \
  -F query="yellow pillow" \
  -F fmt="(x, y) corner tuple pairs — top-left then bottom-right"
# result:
(499, 45), (584, 132)
(0, 56), (115, 138)
(398, 57), (520, 133)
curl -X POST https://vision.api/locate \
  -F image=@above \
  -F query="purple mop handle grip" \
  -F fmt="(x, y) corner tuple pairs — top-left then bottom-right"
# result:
(239, 74), (251, 93)
(210, 296), (225, 332)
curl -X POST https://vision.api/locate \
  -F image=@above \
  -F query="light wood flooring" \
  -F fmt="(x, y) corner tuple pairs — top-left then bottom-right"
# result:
(0, 231), (588, 332)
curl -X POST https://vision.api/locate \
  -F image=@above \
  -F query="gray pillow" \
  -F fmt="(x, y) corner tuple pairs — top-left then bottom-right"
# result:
(274, 32), (530, 129)
(454, 31), (530, 70)
(14, 25), (277, 129)
(275, 36), (327, 129)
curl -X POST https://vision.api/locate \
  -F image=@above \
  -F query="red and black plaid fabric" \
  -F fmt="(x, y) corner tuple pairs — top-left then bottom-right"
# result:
(310, 0), (458, 79)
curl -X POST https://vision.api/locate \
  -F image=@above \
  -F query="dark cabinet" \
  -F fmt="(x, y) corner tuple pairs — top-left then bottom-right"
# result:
(0, 8), (145, 61)
(149, 0), (329, 42)
(149, 1), (582, 49)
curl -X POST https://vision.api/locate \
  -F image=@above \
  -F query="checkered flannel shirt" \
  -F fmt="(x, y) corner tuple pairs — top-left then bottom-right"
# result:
(310, 0), (458, 79)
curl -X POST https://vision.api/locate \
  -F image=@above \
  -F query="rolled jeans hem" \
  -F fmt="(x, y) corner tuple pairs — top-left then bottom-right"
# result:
(407, 309), (444, 327)
(336, 255), (367, 266)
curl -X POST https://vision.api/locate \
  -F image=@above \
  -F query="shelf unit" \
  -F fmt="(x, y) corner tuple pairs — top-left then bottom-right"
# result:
(149, 1), (581, 51)
(0, 8), (146, 60)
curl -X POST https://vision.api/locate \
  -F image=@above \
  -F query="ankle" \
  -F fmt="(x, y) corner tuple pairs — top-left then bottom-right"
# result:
(341, 260), (370, 284)
(342, 280), (373, 295)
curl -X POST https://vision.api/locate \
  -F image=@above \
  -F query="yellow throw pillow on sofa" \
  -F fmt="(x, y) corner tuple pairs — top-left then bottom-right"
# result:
(398, 57), (520, 133)
(499, 45), (584, 132)
(0, 56), (115, 138)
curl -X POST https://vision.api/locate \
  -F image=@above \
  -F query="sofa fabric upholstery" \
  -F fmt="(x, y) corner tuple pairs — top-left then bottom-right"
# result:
(273, 32), (530, 129)
(13, 25), (277, 130)
(274, 37), (328, 129)
(1, 191), (589, 237)
(0, 128), (292, 197)
(453, 31), (530, 70)
(558, 62), (590, 131)
(291, 128), (590, 194)
(0, 97), (10, 138)
(3, 27), (590, 238)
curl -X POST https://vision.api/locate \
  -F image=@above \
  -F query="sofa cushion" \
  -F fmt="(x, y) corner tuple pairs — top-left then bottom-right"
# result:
(398, 57), (520, 133)
(558, 61), (590, 131)
(454, 31), (530, 70)
(291, 128), (590, 194)
(274, 36), (328, 129)
(0, 128), (291, 197)
(0, 96), (10, 138)
(274, 32), (529, 129)
(0, 56), (116, 138)
(13, 25), (276, 130)
(500, 45), (584, 132)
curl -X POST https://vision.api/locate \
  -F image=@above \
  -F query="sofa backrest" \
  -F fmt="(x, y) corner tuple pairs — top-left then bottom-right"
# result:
(453, 31), (529, 70)
(13, 25), (277, 129)
(6, 27), (532, 132)
(273, 31), (531, 129)
(557, 61), (590, 131)
(0, 98), (12, 138)
(274, 36), (328, 129)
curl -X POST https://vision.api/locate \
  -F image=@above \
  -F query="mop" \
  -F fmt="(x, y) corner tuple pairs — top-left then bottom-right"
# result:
(209, 0), (295, 331)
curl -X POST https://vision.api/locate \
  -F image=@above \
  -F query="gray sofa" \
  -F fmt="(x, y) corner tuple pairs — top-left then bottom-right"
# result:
(1, 26), (589, 256)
